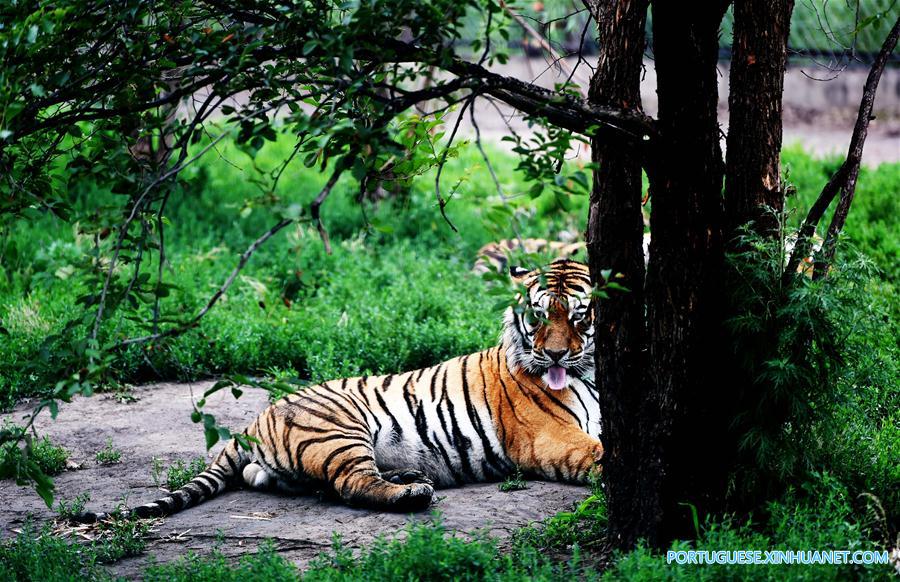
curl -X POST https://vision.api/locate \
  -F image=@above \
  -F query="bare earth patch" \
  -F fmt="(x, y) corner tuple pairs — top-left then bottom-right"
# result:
(1, 381), (589, 578)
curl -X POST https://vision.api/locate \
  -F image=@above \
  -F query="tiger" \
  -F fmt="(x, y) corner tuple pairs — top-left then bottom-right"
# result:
(78, 259), (602, 520)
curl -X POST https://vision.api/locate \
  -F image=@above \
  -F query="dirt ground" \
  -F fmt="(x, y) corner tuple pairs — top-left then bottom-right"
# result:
(0, 381), (590, 578)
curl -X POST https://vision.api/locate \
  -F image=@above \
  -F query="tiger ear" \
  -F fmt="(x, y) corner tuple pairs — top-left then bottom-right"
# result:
(509, 266), (531, 281)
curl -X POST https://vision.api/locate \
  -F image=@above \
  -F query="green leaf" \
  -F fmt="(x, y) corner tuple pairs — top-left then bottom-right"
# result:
(204, 427), (219, 449)
(204, 380), (233, 397)
(302, 39), (319, 55)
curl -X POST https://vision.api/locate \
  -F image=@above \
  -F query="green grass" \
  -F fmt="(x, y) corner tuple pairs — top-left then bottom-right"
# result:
(4, 480), (895, 581)
(143, 516), (589, 581)
(0, 516), (150, 581)
(0, 522), (112, 582)
(605, 473), (896, 581)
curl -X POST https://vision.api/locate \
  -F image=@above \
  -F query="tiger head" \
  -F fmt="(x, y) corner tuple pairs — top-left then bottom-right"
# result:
(502, 259), (595, 390)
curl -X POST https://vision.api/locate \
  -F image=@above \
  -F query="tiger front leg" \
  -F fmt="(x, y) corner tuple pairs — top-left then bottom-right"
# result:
(522, 427), (604, 484)
(316, 443), (434, 511)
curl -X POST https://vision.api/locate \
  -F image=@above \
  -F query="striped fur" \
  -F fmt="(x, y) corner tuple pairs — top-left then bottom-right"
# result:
(79, 259), (602, 519)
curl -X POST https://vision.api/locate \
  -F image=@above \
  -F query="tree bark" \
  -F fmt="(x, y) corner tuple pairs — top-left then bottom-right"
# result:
(645, 1), (729, 544)
(584, 0), (652, 551)
(725, 0), (795, 238)
(720, 0), (796, 510)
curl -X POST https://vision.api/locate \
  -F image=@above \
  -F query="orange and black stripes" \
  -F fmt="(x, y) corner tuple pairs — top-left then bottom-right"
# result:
(76, 260), (603, 520)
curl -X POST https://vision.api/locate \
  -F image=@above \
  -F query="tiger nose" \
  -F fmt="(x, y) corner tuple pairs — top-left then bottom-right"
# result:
(545, 349), (567, 363)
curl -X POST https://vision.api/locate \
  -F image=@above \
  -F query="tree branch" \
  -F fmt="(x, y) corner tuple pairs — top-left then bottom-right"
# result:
(310, 163), (349, 255)
(116, 217), (295, 348)
(784, 16), (899, 282)
(437, 47), (657, 143)
(251, 38), (657, 143)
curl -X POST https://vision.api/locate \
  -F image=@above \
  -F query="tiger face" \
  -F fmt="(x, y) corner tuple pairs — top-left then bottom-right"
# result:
(503, 259), (595, 390)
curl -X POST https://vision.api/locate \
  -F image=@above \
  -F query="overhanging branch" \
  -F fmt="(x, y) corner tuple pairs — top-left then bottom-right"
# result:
(387, 40), (658, 143)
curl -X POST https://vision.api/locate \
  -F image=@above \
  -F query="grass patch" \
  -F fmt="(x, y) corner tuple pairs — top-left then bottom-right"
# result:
(0, 515), (150, 580)
(151, 456), (207, 491)
(144, 517), (591, 581)
(55, 492), (90, 521)
(93, 439), (121, 466)
(91, 517), (151, 563)
(0, 522), (112, 582)
(498, 467), (528, 492)
(605, 473), (896, 581)
(0, 422), (69, 476)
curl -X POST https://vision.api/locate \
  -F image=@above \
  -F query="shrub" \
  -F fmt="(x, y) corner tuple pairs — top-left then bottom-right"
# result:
(725, 228), (899, 511)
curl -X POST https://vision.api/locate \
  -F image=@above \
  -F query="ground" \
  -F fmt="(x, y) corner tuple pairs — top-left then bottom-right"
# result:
(1, 381), (589, 578)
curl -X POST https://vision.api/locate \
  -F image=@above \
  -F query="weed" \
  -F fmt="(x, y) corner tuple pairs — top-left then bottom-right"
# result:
(110, 385), (138, 404)
(94, 438), (122, 465)
(30, 435), (69, 475)
(512, 493), (607, 552)
(0, 521), (110, 581)
(55, 492), (90, 521)
(498, 466), (528, 492)
(152, 457), (207, 491)
(93, 516), (151, 563)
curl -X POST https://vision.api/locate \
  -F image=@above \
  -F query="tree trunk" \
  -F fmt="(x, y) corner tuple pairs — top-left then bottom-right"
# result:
(644, 1), (730, 544)
(584, 0), (652, 551)
(725, 0), (795, 238)
(721, 0), (796, 509)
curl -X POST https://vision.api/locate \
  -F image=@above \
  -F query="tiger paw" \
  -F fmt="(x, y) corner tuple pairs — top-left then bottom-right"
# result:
(390, 482), (435, 512)
(381, 468), (434, 486)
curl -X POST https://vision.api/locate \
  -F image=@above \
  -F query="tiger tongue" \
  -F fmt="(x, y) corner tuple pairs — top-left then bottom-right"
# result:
(547, 366), (567, 390)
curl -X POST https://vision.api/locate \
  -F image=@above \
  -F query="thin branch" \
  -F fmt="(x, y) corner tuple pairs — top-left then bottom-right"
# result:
(784, 15), (899, 283)
(499, 0), (590, 95)
(433, 96), (476, 233)
(478, 3), (494, 66)
(310, 163), (348, 255)
(152, 191), (171, 335)
(469, 105), (526, 249)
(814, 15), (900, 279)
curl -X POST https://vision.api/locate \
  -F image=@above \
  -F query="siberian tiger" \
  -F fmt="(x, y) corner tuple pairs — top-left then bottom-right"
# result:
(80, 259), (602, 519)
